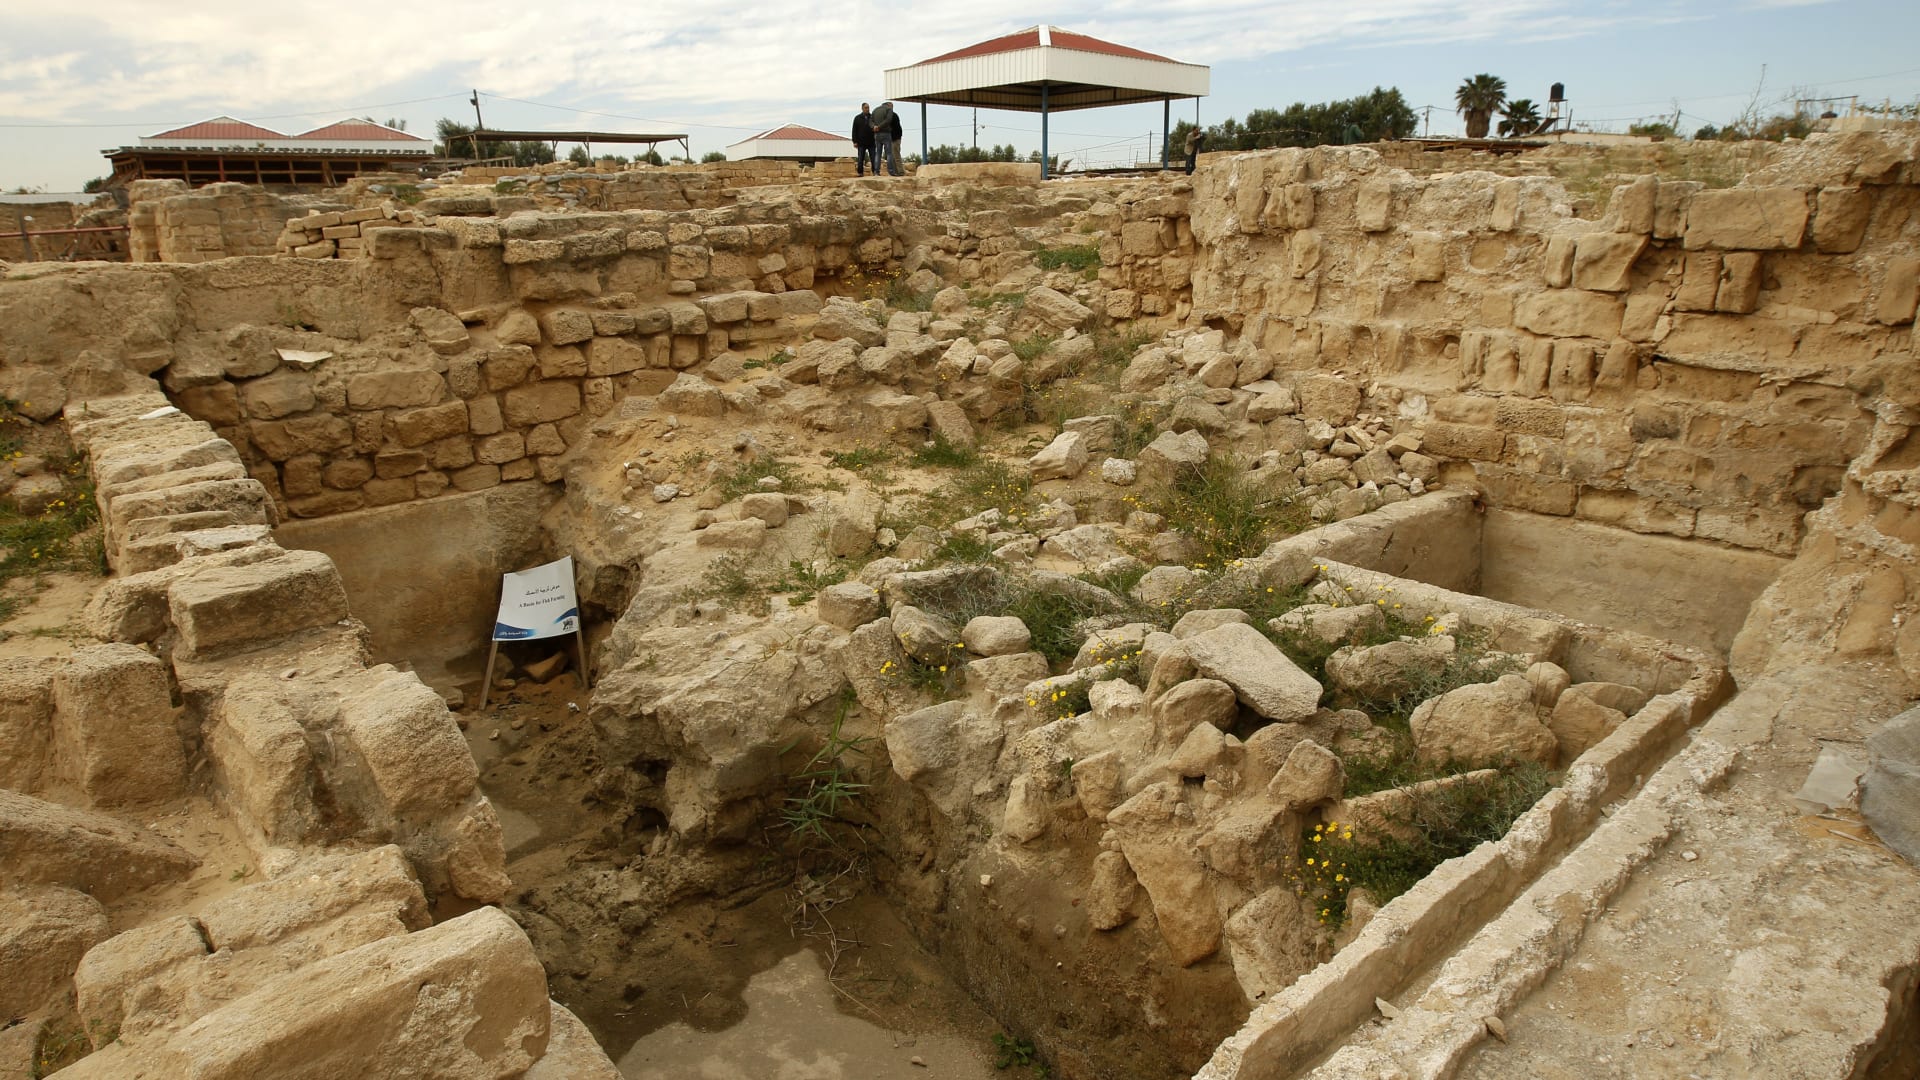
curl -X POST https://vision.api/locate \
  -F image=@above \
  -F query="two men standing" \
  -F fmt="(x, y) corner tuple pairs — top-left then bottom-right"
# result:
(851, 101), (904, 177)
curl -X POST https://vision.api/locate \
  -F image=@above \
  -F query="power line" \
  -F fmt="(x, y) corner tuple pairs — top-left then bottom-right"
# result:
(0, 93), (470, 129)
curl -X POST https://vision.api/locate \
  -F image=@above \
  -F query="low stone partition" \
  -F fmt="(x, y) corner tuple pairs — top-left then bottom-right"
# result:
(274, 203), (424, 258)
(57, 391), (510, 902)
(127, 180), (328, 263)
(1195, 580), (1725, 1079)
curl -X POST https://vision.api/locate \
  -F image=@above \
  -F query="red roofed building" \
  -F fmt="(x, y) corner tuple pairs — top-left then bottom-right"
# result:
(104, 115), (432, 188)
(726, 123), (857, 163)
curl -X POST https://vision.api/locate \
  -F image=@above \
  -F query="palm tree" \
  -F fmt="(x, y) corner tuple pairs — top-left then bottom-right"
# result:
(1499, 98), (1542, 137)
(1455, 74), (1508, 139)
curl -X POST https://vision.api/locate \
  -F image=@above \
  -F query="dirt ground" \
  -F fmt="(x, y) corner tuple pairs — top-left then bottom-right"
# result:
(461, 670), (1017, 1080)
(0, 570), (101, 659)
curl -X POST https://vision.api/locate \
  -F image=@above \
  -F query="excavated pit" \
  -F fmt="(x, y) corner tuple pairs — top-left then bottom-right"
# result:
(7, 131), (1919, 1080)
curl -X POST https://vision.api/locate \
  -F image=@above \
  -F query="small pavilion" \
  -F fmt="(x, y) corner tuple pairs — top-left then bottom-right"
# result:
(882, 25), (1209, 178)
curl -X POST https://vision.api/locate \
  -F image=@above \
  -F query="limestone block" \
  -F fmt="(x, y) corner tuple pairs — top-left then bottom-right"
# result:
(1861, 705), (1920, 864)
(1267, 739), (1343, 812)
(503, 382), (582, 426)
(206, 675), (316, 842)
(1571, 232), (1647, 292)
(495, 310), (541, 346)
(107, 478), (270, 545)
(1288, 230), (1322, 277)
(962, 616), (1030, 657)
(1877, 257), (1919, 326)
(74, 916), (209, 1040)
(815, 582), (881, 631)
(1612, 175), (1656, 234)
(1525, 661), (1571, 708)
(1408, 232), (1445, 282)
(584, 336), (646, 377)
(1653, 179), (1700, 239)
(1683, 187), (1810, 250)
(410, 307), (471, 355)
(524, 1001), (622, 1080)
(1715, 251), (1763, 314)
(61, 906), (549, 1080)
(240, 372), (316, 420)
(1029, 430), (1090, 481)
(1812, 187), (1872, 253)
(926, 400), (976, 449)
(695, 519), (766, 549)
(0, 886), (110, 1019)
(540, 309), (594, 346)
(1107, 783), (1221, 966)
(1546, 687), (1628, 762)
(1137, 430), (1209, 481)
(1280, 183), (1315, 229)
(891, 604), (962, 665)
(1023, 286), (1093, 331)
(52, 644), (186, 806)
(660, 373), (726, 417)
(1513, 290), (1625, 339)
(1085, 850), (1138, 930)
(1355, 179), (1391, 232)
(0, 656), (57, 790)
(347, 371), (443, 410)
(1490, 180), (1521, 232)
(738, 492), (788, 527)
(0, 789), (198, 900)
(1183, 623), (1321, 722)
(1409, 673), (1555, 767)
(337, 667), (477, 820)
(167, 549), (351, 659)
(1325, 637), (1455, 704)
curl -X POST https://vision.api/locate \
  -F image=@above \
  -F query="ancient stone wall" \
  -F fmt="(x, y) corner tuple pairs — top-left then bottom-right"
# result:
(0, 198), (108, 261)
(1176, 134), (1919, 557)
(127, 180), (330, 263)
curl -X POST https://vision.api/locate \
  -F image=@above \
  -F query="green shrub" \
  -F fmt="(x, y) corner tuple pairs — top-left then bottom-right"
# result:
(1011, 333), (1057, 363)
(1034, 244), (1100, 272)
(1149, 454), (1306, 569)
(911, 435), (979, 469)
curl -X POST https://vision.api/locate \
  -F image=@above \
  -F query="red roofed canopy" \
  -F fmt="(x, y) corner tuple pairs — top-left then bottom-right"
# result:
(145, 116), (285, 142)
(295, 119), (428, 143)
(882, 25), (1208, 176)
(885, 24), (1207, 114)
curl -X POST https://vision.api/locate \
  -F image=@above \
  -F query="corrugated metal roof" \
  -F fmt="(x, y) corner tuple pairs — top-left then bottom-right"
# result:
(146, 116), (286, 140)
(294, 119), (427, 142)
(746, 124), (844, 142)
(913, 25), (1175, 66)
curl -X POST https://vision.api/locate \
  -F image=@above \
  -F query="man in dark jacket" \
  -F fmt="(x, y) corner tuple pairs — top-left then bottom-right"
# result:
(872, 101), (904, 176)
(851, 103), (875, 176)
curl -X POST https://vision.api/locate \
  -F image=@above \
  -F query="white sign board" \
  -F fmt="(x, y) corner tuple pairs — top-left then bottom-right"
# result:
(492, 556), (580, 641)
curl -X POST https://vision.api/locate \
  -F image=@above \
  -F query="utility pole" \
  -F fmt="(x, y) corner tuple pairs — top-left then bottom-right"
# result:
(469, 90), (486, 160)
(972, 108), (978, 150)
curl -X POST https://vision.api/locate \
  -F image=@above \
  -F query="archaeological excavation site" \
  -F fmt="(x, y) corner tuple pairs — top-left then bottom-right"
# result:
(3, 131), (1919, 1080)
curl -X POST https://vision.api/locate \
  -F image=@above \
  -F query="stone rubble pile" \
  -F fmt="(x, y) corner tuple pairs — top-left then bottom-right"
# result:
(275, 203), (422, 259)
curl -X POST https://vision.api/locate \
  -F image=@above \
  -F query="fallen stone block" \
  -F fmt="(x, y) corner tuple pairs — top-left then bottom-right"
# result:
(0, 656), (59, 790)
(1183, 622), (1322, 722)
(335, 666), (478, 821)
(53, 643), (188, 806)
(75, 916), (211, 1040)
(0, 790), (199, 900)
(524, 1000), (622, 1079)
(61, 906), (549, 1080)
(0, 886), (111, 1019)
(206, 675), (318, 843)
(168, 548), (351, 659)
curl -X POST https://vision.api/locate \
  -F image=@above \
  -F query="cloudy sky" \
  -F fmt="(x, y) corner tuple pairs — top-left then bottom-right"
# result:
(2, 0), (1916, 190)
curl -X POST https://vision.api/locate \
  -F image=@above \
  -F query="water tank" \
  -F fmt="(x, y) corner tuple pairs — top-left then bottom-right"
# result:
(1549, 83), (1566, 103)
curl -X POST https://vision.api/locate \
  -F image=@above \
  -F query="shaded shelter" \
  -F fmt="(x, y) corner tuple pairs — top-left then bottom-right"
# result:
(883, 25), (1208, 178)
(469, 130), (689, 163)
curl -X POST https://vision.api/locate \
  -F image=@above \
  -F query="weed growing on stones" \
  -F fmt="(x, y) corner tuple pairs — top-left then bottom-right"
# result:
(779, 690), (873, 848)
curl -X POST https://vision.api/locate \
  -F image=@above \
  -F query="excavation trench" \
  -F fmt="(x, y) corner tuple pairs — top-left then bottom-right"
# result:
(275, 482), (1747, 1079)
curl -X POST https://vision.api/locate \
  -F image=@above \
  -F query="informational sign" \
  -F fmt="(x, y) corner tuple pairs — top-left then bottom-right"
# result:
(492, 556), (580, 641)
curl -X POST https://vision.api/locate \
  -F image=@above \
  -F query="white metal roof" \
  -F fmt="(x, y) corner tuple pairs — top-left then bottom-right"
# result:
(884, 25), (1208, 112)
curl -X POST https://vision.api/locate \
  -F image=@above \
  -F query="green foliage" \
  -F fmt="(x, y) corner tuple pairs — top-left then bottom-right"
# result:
(433, 118), (555, 166)
(1627, 120), (1678, 139)
(1034, 244), (1100, 272)
(0, 446), (102, 590)
(1455, 74), (1509, 138)
(779, 690), (872, 847)
(82, 176), (109, 193)
(1171, 87), (1418, 153)
(32, 1018), (116, 1077)
(911, 434), (979, 469)
(1091, 327), (1153, 371)
(934, 531), (999, 564)
(1011, 333), (1056, 363)
(701, 150), (728, 163)
(1499, 99), (1544, 138)
(1150, 454), (1305, 568)
(827, 445), (890, 472)
(991, 1033), (1050, 1076)
(691, 552), (852, 612)
(715, 457), (808, 503)
(1294, 763), (1553, 925)
(386, 183), (425, 205)
(918, 143), (1023, 165)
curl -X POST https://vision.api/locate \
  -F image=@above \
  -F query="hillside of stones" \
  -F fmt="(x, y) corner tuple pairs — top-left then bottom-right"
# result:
(1, 129), (1918, 1079)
